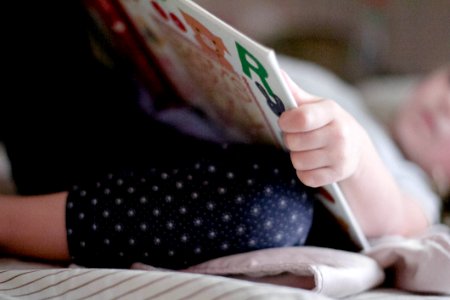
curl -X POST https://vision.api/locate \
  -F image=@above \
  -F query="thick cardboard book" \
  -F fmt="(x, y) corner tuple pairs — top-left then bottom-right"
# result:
(85, 0), (370, 251)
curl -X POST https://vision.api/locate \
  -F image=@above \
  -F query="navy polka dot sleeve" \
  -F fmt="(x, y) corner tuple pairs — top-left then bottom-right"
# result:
(66, 143), (315, 269)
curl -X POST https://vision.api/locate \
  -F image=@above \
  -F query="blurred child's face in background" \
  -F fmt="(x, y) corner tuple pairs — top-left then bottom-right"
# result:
(393, 66), (450, 191)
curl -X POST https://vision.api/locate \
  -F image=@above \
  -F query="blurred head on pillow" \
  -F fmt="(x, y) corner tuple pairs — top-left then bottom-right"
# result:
(392, 64), (450, 194)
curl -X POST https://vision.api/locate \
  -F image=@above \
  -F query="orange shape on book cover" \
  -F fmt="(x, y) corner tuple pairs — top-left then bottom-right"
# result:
(181, 11), (234, 73)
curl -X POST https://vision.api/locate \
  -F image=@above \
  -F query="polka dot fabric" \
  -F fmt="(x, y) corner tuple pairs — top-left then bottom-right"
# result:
(66, 143), (315, 269)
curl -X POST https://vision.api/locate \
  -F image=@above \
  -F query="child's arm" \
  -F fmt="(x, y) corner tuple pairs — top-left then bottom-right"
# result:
(0, 192), (70, 261)
(279, 74), (429, 238)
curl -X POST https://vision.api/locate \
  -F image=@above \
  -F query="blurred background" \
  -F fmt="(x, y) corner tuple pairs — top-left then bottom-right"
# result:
(195, 0), (449, 83)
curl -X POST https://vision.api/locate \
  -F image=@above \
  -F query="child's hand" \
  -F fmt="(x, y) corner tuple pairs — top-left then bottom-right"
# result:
(278, 72), (368, 188)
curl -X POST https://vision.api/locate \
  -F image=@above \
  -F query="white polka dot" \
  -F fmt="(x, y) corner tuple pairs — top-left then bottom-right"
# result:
(161, 172), (168, 179)
(194, 247), (202, 254)
(165, 195), (173, 202)
(194, 163), (201, 169)
(104, 238), (110, 245)
(115, 198), (123, 205)
(102, 210), (109, 218)
(80, 241), (86, 247)
(140, 196), (148, 204)
(221, 243), (229, 250)
(166, 221), (174, 230)
(248, 239), (256, 246)
(180, 234), (188, 242)
(191, 192), (199, 199)
(91, 198), (98, 205)
(115, 224), (123, 232)
(140, 223), (148, 231)
(264, 187), (273, 196)
(128, 187), (135, 193)
(67, 202), (74, 209)
(208, 165), (216, 173)
(129, 238), (135, 245)
(193, 218), (202, 226)
(92, 224), (97, 231)
(275, 233), (283, 241)
(218, 187), (226, 194)
(179, 206), (187, 214)
(253, 164), (259, 170)
(222, 214), (231, 222)
(117, 179), (123, 186)
(176, 181), (183, 189)
(168, 250), (175, 256)
(154, 237), (161, 245)
(152, 185), (159, 191)
(208, 231), (216, 238)
(206, 202), (215, 210)
(153, 209), (160, 216)
(251, 205), (261, 216)
(279, 198), (288, 208)
(78, 212), (85, 220)
(226, 172), (234, 179)
(264, 220), (273, 228)
(128, 209), (135, 217)
(235, 196), (244, 204)
(104, 188), (111, 195)
(187, 174), (193, 180)
(236, 226), (245, 235)
(273, 168), (279, 174)
(80, 190), (87, 197)
(247, 179), (254, 185)
(67, 228), (73, 235)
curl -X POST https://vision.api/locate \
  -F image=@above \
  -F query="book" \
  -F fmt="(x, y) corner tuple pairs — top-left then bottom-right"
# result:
(84, 0), (370, 251)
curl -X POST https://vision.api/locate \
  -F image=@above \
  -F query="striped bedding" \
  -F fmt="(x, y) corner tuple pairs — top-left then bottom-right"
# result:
(0, 267), (327, 300)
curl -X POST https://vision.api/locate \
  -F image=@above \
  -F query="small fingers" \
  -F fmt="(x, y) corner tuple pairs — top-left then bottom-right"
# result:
(290, 149), (330, 172)
(283, 125), (330, 151)
(295, 168), (336, 188)
(289, 136), (354, 187)
(279, 99), (338, 133)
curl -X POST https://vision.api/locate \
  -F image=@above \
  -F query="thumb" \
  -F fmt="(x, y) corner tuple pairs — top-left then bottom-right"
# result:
(280, 70), (318, 105)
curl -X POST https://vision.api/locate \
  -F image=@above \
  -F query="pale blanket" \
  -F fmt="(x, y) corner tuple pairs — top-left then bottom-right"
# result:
(365, 224), (450, 295)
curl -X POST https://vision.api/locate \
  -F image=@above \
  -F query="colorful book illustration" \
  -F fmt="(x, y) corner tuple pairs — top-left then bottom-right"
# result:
(85, 0), (370, 251)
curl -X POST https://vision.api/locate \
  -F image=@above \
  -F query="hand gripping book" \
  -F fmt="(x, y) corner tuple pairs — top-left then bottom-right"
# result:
(85, 0), (370, 251)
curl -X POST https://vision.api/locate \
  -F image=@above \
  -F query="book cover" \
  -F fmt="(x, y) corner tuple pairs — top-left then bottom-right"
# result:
(86, 0), (370, 251)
